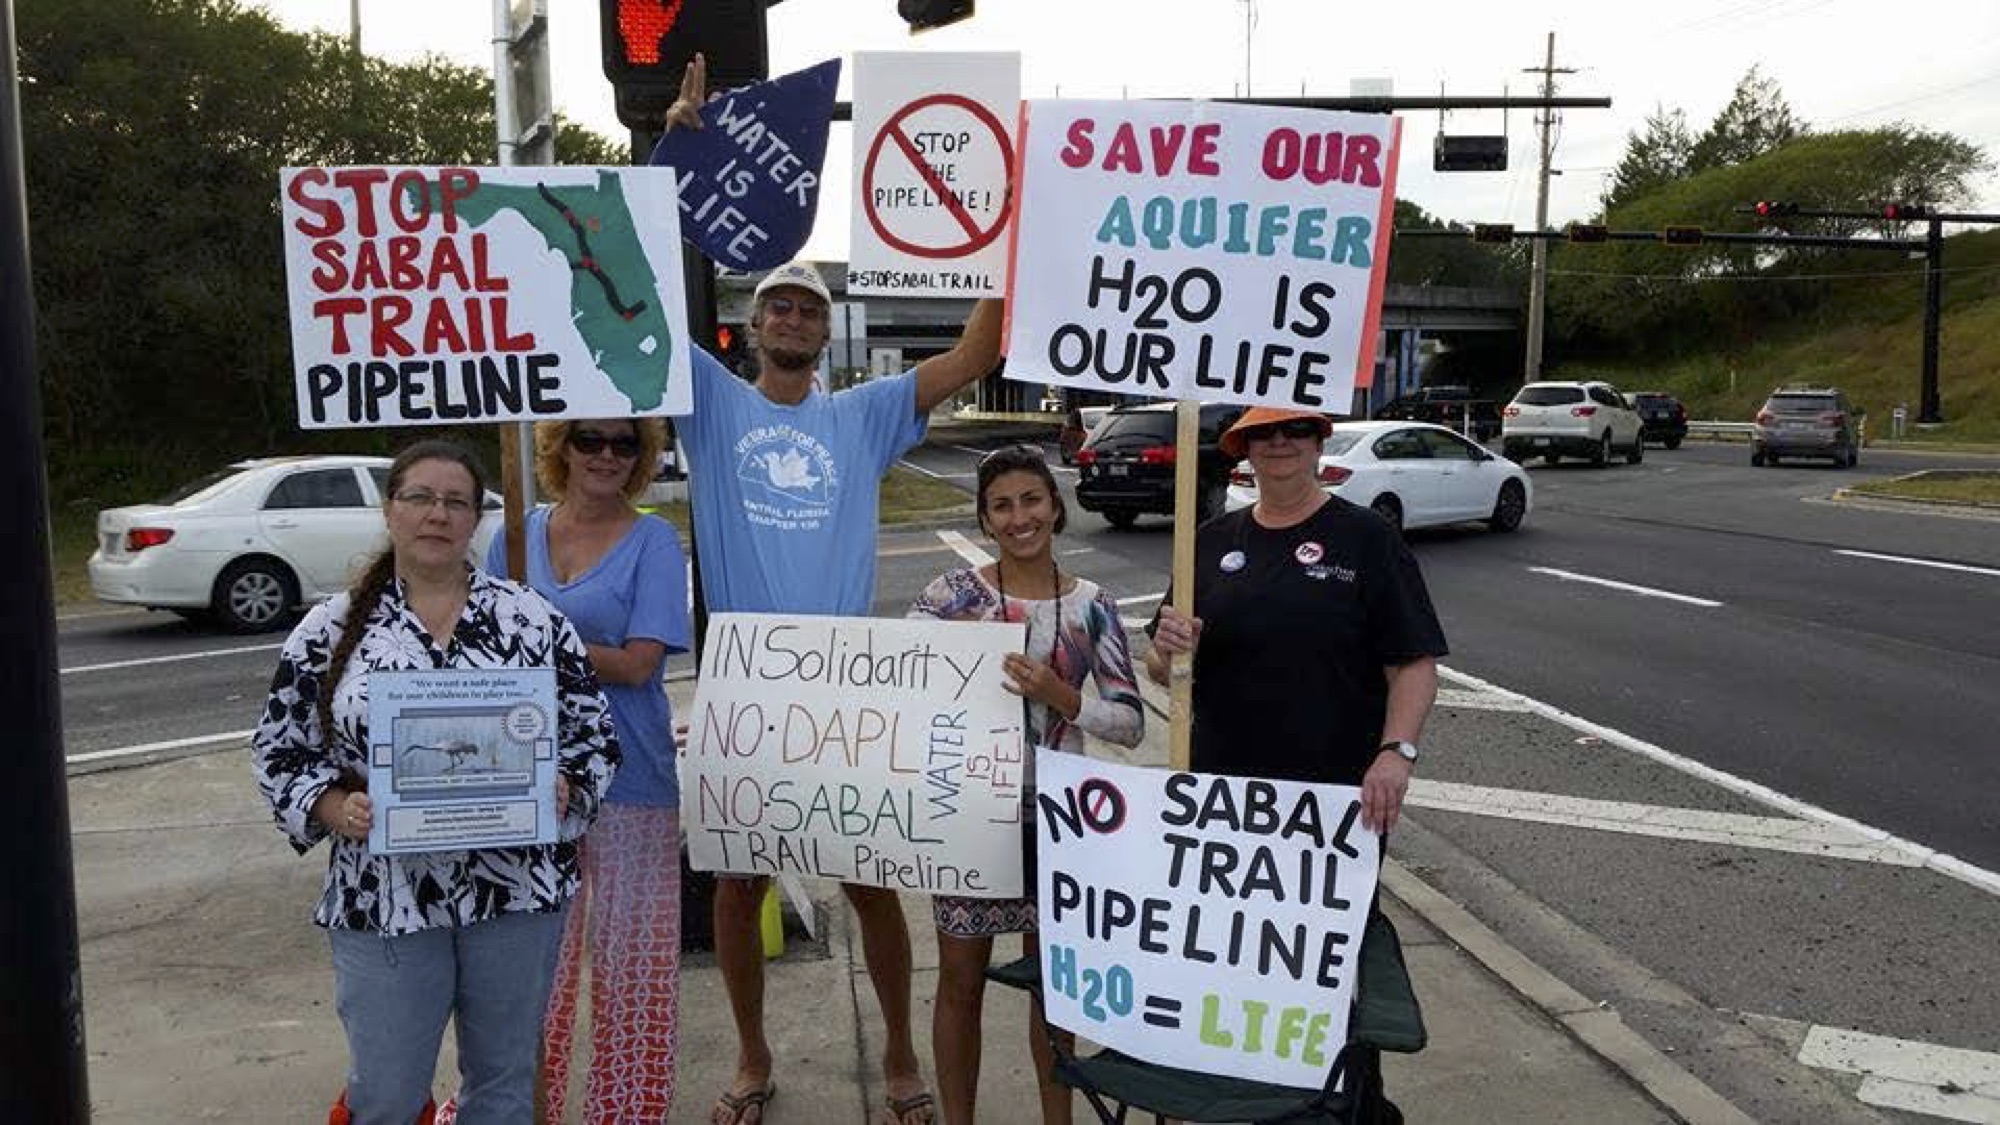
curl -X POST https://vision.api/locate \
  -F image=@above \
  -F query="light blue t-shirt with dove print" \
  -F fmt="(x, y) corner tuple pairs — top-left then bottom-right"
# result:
(679, 347), (926, 616)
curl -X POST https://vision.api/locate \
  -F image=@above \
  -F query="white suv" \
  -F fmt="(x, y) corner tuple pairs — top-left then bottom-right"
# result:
(1502, 381), (1644, 467)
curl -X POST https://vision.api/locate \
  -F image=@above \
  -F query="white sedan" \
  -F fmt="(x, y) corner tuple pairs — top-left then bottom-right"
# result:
(88, 455), (502, 632)
(1225, 421), (1532, 534)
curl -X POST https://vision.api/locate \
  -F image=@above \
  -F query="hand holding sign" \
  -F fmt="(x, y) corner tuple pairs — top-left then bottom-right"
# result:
(649, 58), (840, 272)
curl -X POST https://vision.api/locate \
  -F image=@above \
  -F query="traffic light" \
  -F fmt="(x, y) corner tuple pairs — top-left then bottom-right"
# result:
(1754, 200), (1800, 218)
(1566, 223), (1609, 244)
(898, 0), (975, 32)
(1434, 134), (1509, 173)
(1470, 223), (1514, 244)
(600, 0), (770, 129)
(1661, 226), (1704, 246)
(1882, 203), (1931, 221)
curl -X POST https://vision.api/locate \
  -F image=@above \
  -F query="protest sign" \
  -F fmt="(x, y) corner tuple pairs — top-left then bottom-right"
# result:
(1004, 101), (1402, 411)
(1035, 752), (1382, 1088)
(280, 165), (691, 428)
(366, 668), (560, 855)
(847, 52), (1019, 298)
(648, 59), (840, 271)
(683, 613), (1029, 896)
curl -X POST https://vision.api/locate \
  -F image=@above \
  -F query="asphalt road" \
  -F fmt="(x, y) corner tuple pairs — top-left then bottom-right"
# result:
(56, 432), (2000, 1121)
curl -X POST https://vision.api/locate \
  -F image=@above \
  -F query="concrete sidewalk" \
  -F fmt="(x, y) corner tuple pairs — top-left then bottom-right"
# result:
(67, 675), (1752, 1123)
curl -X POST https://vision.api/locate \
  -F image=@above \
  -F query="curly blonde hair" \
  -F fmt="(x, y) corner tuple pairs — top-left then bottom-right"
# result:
(533, 418), (668, 502)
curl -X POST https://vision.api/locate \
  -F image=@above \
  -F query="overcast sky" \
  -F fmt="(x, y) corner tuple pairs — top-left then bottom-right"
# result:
(258, 0), (2000, 260)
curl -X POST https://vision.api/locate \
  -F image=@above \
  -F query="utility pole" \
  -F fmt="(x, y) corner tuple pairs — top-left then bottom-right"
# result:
(1521, 32), (1573, 382)
(348, 0), (360, 52)
(0, 0), (91, 1118)
(1239, 0), (1255, 97)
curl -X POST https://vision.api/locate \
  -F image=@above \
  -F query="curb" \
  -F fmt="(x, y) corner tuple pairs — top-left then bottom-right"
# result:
(1378, 865), (1757, 1125)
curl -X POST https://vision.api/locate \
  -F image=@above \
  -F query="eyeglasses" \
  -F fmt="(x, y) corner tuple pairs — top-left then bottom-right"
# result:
(762, 295), (829, 323)
(1242, 419), (1325, 444)
(568, 430), (642, 458)
(393, 490), (477, 517)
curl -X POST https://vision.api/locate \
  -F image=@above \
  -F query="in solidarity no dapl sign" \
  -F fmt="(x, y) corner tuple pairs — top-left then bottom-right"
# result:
(847, 52), (1019, 299)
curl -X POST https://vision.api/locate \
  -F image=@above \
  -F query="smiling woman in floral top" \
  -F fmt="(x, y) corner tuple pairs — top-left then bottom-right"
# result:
(907, 445), (1143, 1125)
(251, 440), (618, 1125)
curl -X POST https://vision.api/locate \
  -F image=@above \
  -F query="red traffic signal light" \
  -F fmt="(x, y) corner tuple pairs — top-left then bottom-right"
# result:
(1754, 200), (1800, 218)
(1661, 226), (1703, 246)
(1566, 223), (1609, 244)
(1470, 223), (1514, 244)
(600, 0), (769, 127)
(1882, 203), (1931, 221)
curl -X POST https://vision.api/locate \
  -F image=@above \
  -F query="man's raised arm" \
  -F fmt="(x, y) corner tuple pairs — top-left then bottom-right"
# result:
(913, 298), (1005, 414)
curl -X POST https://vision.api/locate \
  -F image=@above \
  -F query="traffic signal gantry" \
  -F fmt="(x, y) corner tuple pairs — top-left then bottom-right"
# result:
(1403, 198), (2000, 425)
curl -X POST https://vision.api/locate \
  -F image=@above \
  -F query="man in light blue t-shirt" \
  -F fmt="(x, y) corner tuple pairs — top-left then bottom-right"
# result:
(679, 255), (1003, 1123)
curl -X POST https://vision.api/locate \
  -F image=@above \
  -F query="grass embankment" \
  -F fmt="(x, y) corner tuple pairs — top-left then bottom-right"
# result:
(1566, 229), (2000, 445)
(1845, 471), (2000, 506)
(51, 465), (969, 610)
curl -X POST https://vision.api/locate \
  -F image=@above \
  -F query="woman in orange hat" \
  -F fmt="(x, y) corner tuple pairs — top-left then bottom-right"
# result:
(1146, 406), (1446, 833)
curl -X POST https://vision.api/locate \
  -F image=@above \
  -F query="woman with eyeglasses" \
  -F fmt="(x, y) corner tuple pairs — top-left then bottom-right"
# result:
(484, 418), (692, 1122)
(907, 445), (1144, 1125)
(252, 439), (618, 1124)
(1146, 406), (1446, 837)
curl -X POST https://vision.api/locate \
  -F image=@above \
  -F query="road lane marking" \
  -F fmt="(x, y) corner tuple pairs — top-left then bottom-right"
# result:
(937, 529), (993, 567)
(1116, 592), (1163, 607)
(1794, 1023), (2000, 1123)
(1408, 780), (1923, 865)
(877, 542), (955, 558)
(1527, 566), (1722, 607)
(1434, 687), (1533, 712)
(1438, 666), (2000, 898)
(1834, 549), (2000, 578)
(896, 458), (973, 481)
(69, 728), (252, 765)
(62, 643), (283, 676)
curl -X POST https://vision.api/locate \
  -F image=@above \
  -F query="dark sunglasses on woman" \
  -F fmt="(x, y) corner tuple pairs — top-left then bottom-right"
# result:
(1243, 419), (1324, 443)
(568, 430), (641, 458)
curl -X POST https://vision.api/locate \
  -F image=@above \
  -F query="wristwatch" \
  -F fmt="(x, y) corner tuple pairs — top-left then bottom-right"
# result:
(1378, 740), (1419, 764)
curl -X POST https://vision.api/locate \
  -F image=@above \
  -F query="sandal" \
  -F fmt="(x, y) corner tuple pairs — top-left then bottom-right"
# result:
(712, 1080), (776, 1125)
(879, 1089), (937, 1125)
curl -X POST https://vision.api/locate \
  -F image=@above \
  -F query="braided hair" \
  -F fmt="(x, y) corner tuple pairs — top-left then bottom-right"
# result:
(314, 440), (489, 744)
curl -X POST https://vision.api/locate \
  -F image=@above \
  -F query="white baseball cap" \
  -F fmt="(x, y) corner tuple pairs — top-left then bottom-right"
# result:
(752, 261), (832, 306)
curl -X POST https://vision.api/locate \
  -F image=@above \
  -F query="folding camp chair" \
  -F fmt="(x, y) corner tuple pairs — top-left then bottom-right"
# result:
(988, 909), (1426, 1125)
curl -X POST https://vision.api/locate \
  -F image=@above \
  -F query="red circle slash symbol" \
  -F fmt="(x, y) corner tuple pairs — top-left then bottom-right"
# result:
(862, 93), (1014, 260)
(1077, 778), (1126, 835)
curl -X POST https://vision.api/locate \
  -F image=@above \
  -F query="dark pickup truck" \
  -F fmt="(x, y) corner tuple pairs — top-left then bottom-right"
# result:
(1373, 386), (1503, 441)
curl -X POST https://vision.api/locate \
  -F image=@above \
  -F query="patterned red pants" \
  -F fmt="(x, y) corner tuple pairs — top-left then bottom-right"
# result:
(541, 804), (682, 1123)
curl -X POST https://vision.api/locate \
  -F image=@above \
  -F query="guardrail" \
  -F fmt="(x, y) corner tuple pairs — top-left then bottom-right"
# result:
(1686, 421), (1756, 441)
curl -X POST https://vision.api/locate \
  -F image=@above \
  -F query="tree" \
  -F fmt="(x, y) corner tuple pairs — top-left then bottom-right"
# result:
(18, 0), (624, 495)
(1601, 106), (1693, 213)
(1387, 200), (1527, 290)
(1688, 66), (1806, 173)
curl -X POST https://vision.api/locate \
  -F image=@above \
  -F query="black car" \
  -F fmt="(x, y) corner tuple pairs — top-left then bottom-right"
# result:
(1073, 402), (1246, 528)
(1373, 385), (1503, 441)
(1629, 391), (1688, 449)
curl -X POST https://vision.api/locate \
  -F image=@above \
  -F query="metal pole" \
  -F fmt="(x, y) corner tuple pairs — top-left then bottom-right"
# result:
(0, 0), (91, 1117)
(1522, 32), (1560, 383)
(349, 0), (360, 53)
(1919, 218), (1944, 424)
(492, 0), (536, 579)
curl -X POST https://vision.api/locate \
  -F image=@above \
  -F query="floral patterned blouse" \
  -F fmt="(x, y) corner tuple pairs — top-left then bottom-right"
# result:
(251, 568), (620, 937)
(907, 566), (1144, 788)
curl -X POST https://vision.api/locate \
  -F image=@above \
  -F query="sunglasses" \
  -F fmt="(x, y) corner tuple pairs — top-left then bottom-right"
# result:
(568, 430), (641, 458)
(763, 295), (829, 323)
(978, 444), (1049, 469)
(1242, 419), (1324, 443)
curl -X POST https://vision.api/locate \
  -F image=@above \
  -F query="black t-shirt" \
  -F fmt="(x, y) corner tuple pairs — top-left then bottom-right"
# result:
(1157, 499), (1448, 785)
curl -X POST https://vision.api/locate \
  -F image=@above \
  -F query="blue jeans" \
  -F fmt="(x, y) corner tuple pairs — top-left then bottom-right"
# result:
(328, 909), (567, 1125)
